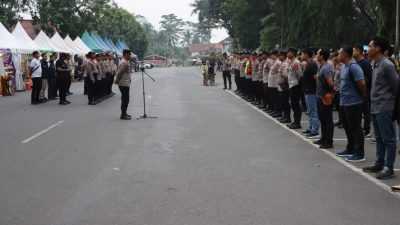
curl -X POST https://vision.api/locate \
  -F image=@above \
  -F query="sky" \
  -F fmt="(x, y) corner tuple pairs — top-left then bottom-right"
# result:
(114, 0), (228, 43)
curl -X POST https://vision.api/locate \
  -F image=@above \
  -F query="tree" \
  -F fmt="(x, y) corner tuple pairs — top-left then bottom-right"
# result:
(160, 14), (185, 57)
(0, 0), (31, 28)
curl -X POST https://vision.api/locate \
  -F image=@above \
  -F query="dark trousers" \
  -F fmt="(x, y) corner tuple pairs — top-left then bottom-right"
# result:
(342, 104), (364, 156)
(66, 76), (71, 93)
(119, 86), (130, 115)
(223, 70), (232, 89)
(57, 75), (68, 103)
(334, 92), (343, 124)
(263, 83), (269, 108)
(31, 77), (42, 103)
(278, 90), (290, 120)
(363, 98), (371, 133)
(317, 99), (334, 145)
(86, 77), (96, 103)
(373, 112), (397, 169)
(290, 85), (302, 125)
(108, 75), (114, 95)
(48, 77), (57, 99)
(269, 87), (278, 111)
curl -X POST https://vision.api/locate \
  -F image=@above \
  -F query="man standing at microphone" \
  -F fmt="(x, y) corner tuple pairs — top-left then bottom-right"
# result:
(115, 49), (133, 120)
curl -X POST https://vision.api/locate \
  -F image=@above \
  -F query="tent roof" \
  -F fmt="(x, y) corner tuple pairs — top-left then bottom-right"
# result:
(91, 33), (112, 51)
(0, 23), (21, 50)
(11, 22), (39, 51)
(81, 31), (103, 52)
(65, 35), (85, 55)
(33, 31), (58, 52)
(51, 32), (74, 53)
(73, 37), (92, 53)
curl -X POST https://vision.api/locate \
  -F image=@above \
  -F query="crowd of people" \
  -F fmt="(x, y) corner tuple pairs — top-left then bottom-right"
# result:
(29, 49), (134, 120)
(209, 37), (400, 180)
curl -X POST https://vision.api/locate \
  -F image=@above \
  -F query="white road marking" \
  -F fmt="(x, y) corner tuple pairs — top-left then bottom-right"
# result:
(21, 120), (64, 144)
(225, 90), (400, 199)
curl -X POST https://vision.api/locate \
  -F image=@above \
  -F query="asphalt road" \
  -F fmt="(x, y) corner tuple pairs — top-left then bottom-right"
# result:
(1, 67), (400, 225)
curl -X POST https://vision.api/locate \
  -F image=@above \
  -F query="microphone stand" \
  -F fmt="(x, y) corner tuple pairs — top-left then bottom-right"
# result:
(137, 67), (157, 120)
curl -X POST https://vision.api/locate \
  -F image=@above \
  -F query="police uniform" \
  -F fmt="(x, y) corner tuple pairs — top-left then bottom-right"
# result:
(268, 58), (281, 116)
(277, 58), (291, 122)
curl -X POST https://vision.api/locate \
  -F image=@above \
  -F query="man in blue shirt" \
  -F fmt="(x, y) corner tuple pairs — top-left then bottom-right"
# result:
(336, 46), (367, 162)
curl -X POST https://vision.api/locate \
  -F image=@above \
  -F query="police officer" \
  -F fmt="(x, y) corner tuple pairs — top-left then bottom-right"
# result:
(115, 50), (133, 120)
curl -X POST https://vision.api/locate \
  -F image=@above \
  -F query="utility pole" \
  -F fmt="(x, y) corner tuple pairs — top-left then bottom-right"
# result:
(396, 0), (399, 54)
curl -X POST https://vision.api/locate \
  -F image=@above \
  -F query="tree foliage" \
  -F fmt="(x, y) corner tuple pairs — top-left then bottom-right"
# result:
(192, 0), (397, 50)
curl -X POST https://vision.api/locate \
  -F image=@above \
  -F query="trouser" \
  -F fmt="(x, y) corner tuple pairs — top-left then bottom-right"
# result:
(290, 85), (302, 125)
(223, 70), (232, 89)
(106, 73), (113, 95)
(256, 81), (263, 104)
(234, 69), (240, 90)
(263, 83), (269, 108)
(203, 73), (208, 86)
(119, 86), (130, 115)
(66, 75), (72, 93)
(317, 99), (334, 145)
(342, 104), (364, 156)
(40, 78), (48, 99)
(363, 97), (371, 133)
(373, 112), (397, 169)
(278, 90), (290, 120)
(48, 78), (57, 99)
(83, 77), (88, 95)
(305, 94), (320, 134)
(269, 87), (278, 112)
(57, 75), (68, 103)
(31, 77), (42, 103)
(208, 73), (215, 86)
(86, 77), (96, 103)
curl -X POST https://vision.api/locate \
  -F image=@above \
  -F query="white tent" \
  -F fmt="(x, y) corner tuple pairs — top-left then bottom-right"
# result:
(0, 23), (23, 50)
(64, 35), (85, 55)
(51, 32), (74, 53)
(11, 22), (39, 52)
(74, 37), (91, 54)
(34, 31), (58, 52)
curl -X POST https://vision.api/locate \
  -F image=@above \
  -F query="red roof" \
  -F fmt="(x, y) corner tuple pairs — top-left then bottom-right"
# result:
(189, 43), (224, 54)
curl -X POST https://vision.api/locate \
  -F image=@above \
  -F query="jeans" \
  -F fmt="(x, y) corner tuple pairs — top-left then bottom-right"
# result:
(342, 104), (364, 156)
(373, 112), (397, 169)
(40, 78), (48, 99)
(305, 94), (320, 134)
(317, 99), (334, 145)
(119, 86), (130, 115)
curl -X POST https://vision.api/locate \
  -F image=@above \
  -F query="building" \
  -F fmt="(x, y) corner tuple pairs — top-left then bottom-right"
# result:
(143, 55), (167, 67)
(188, 43), (224, 57)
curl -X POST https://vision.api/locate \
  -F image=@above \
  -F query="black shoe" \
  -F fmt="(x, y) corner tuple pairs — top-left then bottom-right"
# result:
(376, 168), (395, 180)
(120, 115), (132, 120)
(279, 118), (291, 124)
(88, 101), (96, 105)
(363, 165), (384, 173)
(313, 140), (323, 145)
(288, 123), (301, 129)
(319, 144), (333, 149)
(336, 150), (353, 157)
(302, 130), (311, 134)
(64, 100), (71, 104)
(59, 101), (68, 105)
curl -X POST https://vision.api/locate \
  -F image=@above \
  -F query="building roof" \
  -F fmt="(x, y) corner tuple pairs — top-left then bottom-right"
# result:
(189, 43), (224, 54)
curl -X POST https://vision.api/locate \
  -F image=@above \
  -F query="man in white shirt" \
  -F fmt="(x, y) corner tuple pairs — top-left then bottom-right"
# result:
(29, 51), (42, 105)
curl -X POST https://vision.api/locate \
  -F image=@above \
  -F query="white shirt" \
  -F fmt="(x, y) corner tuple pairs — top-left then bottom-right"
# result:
(30, 58), (42, 78)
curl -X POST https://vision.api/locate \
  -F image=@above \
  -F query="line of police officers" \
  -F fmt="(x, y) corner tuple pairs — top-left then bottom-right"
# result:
(83, 52), (118, 105)
(230, 49), (304, 129)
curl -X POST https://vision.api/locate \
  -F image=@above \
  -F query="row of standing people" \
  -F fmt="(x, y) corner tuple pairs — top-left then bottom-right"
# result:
(221, 37), (399, 180)
(29, 51), (74, 105)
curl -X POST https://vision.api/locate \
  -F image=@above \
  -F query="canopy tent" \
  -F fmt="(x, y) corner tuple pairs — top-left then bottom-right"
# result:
(105, 38), (122, 55)
(81, 31), (103, 53)
(51, 32), (74, 53)
(34, 31), (61, 52)
(64, 35), (85, 55)
(91, 33), (112, 52)
(11, 22), (39, 52)
(0, 22), (26, 51)
(73, 37), (92, 54)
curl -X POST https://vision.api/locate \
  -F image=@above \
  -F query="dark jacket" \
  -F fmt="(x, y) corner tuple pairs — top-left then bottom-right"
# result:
(48, 60), (56, 79)
(41, 59), (49, 79)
